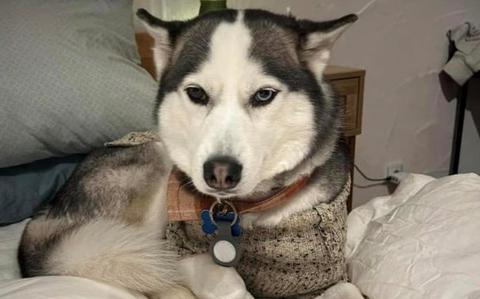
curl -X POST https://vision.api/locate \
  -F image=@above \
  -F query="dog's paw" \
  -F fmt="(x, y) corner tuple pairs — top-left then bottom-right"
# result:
(194, 271), (254, 299)
(157, 286), (197, 299)
(180, 254), (252, 299)
(228, 289), (254, 299)
(197, 288), (253, 299)
(316, 282), (364, 299)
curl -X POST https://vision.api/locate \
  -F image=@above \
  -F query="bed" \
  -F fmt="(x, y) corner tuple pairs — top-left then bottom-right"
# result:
(1, 173), (480, 298)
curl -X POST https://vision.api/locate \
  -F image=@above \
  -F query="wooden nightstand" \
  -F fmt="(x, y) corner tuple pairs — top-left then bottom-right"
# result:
(325, 65), (365, 211)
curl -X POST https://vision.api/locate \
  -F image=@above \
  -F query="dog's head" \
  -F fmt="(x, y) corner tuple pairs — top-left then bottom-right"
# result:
(138, 9), (356, 199)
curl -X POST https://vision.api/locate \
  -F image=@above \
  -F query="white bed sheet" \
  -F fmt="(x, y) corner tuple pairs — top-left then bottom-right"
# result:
(347, 173), (480, 299)
(0, 219), (26, 282)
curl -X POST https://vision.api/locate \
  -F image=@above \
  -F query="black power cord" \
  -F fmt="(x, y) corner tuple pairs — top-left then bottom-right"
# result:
(353, 164), (389, 182)
(353, 164), (407, 187)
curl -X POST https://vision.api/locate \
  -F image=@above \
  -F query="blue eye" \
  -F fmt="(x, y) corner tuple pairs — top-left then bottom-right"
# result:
(185, 86), (209, 105)
(252, 88), (278, 106)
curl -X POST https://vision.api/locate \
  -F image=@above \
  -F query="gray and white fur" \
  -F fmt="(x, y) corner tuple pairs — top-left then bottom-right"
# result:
(18, 9), (363, 299)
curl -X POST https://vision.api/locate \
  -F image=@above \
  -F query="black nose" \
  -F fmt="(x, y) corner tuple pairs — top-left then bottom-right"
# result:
(203, 156), (242, 190)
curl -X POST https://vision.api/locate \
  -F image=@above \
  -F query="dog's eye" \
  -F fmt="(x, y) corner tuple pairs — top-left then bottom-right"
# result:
(251, 88), (278, 107)
(185, 86), (209, 105)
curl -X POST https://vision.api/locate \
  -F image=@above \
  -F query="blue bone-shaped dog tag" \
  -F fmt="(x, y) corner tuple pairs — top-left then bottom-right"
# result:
(201, 210), (242, 237)
(201, 210), (217, 234)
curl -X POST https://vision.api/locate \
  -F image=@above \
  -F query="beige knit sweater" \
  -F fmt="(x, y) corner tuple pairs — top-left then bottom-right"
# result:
(166, 180), (350, 299)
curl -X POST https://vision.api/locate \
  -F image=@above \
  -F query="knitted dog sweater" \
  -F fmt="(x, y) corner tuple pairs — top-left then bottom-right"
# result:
(166, 180), (350, 298)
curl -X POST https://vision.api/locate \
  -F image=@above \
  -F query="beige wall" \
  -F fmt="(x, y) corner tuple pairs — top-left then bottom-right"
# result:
(134, 0), (480, 207)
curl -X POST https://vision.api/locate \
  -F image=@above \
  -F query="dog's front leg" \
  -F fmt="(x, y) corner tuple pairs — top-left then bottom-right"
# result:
(316, 282), (364, 299)
(179, 254), (253, 299)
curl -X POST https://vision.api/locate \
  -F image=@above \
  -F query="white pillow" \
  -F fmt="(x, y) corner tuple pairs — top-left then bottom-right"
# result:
(0, 220), (27, 282)
(347, 173), (480, 299)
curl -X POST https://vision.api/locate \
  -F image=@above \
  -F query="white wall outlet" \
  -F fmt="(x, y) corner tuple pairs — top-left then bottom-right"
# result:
(386, 162), (404, 178)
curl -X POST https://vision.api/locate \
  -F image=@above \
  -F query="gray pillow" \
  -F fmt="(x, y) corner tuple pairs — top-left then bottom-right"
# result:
(0, 0), (157, 168)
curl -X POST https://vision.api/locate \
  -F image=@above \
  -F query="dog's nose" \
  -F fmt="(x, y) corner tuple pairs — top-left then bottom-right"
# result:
(203, 156), (242, 190)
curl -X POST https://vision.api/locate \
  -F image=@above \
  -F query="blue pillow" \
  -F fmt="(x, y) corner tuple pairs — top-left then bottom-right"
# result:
(0, 155), (84, 225)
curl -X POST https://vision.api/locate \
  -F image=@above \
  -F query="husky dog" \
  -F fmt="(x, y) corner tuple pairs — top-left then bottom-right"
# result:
(18, 9), (362, 299)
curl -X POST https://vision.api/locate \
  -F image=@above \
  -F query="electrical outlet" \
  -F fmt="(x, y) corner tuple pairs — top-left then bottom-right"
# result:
(386, 162), (404, 178)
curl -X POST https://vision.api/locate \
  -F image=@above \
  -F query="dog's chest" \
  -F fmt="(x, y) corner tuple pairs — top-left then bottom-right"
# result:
(166, 183), (349, 298)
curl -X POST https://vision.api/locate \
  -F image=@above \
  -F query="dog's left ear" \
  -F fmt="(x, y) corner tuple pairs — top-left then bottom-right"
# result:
(136, 9), (187, 80)
(297, 14), (358, 78)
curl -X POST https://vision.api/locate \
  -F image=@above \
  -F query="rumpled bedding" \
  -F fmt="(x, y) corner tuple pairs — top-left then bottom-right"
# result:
(347, 173), (480, 299)
(0, 173), (479, 298)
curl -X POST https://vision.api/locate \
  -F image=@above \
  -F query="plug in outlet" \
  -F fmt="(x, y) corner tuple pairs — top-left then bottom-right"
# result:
(386, 162), (405, 184)
(386, 162), (404, 177)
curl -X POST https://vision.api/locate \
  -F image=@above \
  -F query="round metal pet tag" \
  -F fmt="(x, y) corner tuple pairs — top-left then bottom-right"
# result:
(207, 201), (242, 267)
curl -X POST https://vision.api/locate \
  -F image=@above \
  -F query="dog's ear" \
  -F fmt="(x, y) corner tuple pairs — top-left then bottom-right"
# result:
(136, 9), (186, 79)
(297, 14), (358, 78)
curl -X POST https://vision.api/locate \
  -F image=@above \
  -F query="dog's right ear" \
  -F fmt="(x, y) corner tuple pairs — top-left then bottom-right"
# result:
(136, 9), (186, 79)
(297, 14), (358, 78)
